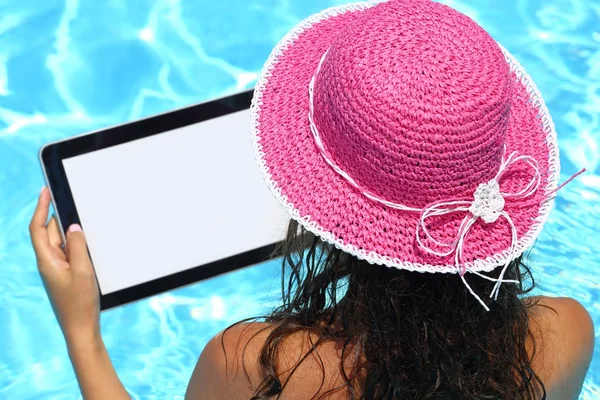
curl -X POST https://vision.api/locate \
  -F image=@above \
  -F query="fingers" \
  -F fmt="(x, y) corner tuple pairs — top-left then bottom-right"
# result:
(47, 216), (64, 249)
(66, 224), (92, 271)
(29, 187), (50, 255)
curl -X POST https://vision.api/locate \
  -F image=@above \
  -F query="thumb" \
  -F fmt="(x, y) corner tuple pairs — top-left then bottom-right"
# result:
(66, 224), (92, 270)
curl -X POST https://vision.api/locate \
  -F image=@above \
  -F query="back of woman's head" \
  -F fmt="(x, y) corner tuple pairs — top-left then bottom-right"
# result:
(244, 1), (568, 397)
(246, 219), (545, 400)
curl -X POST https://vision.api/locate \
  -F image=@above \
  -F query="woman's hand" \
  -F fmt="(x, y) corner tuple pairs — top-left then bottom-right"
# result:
(29, 187), (100, 345)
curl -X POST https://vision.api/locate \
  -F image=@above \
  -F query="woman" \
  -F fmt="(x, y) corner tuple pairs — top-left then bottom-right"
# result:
(30, 0), (594, 399)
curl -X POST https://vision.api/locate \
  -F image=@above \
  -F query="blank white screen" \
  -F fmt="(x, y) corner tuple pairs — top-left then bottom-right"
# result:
(63, 109), (289, 295)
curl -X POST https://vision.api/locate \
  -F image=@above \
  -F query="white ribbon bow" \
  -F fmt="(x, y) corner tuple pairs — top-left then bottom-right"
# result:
(414, 151), (542, 311)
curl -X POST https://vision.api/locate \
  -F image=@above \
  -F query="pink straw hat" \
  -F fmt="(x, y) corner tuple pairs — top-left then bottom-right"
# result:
(250, 0), (578, 309)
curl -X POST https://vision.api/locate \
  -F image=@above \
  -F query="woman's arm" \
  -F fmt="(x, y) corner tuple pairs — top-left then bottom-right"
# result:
(30, 188), (130, 399)
(67, 333), (130, 400)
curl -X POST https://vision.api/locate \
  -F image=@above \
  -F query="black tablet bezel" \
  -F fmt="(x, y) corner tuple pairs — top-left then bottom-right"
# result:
(40, 90), (281, 310)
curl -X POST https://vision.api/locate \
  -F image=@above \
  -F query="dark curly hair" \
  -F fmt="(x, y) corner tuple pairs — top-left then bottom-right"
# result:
(226, 219), (547, 399)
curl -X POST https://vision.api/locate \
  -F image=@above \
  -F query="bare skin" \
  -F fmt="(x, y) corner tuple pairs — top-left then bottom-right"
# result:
(527, 297), (595, 400)
(186, 296), (595, 400)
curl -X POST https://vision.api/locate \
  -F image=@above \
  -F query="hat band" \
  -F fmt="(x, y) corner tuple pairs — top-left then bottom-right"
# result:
(308, 47), (545, 311)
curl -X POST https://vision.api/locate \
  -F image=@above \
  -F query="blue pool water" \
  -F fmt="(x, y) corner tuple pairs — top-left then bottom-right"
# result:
(0, 0), (598, 398)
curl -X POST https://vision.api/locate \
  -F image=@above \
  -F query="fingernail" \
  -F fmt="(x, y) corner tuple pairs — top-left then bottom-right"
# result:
(68, 224), (82, 233)
(40, 186), (46, 195)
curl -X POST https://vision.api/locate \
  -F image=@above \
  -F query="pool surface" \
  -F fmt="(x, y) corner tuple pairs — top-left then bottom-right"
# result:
(0, 0), (598, 398)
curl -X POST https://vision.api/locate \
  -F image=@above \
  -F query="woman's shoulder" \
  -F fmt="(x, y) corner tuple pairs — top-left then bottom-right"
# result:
(527, 296), (595, 399)
(186, 321), (352, 399)
(185, 321), (273, 399)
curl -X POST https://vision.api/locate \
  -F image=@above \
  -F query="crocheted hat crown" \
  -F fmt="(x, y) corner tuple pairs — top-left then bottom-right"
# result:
(312, 0), (515, 208)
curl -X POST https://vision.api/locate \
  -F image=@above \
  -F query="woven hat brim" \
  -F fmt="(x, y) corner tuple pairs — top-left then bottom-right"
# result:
(251, 0), (560, 274)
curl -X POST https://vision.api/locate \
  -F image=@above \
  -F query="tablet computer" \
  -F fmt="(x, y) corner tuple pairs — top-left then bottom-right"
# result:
(40, 90), (290, 310)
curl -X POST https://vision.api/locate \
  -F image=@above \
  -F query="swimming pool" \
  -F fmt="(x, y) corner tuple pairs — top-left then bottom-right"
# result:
(0, 0), (597, 398)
